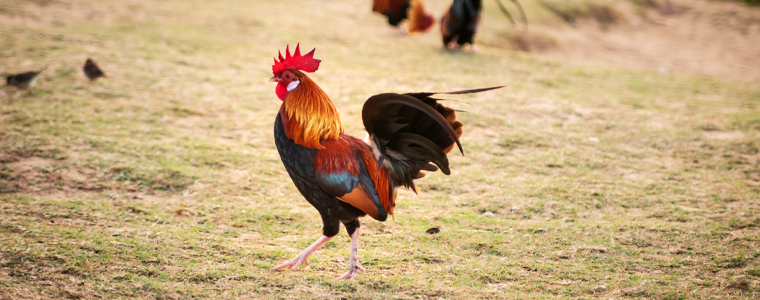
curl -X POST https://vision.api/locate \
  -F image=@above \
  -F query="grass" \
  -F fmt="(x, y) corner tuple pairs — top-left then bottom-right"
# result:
(1, 0), (759, 298)
(537, 0), (628, 26)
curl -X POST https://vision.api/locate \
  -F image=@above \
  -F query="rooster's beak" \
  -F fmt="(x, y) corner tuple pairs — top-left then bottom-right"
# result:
(268, 76), (279, 83)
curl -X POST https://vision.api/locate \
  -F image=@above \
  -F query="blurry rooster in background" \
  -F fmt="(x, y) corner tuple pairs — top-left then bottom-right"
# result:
(373, 0), (436, 35)
(441, 0), (528, 51)
(268, 44), (500, 279)
(441, 0), (483, 50)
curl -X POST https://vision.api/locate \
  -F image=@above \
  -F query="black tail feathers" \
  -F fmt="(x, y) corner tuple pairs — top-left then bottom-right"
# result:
(362, 86), (502, 190)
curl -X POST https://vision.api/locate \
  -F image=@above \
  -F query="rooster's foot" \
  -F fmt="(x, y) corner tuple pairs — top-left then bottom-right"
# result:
(339, 260), (366, 280)
(271, 235), (333, 271)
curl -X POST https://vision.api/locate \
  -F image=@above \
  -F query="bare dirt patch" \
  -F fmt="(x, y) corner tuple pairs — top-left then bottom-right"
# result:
(0, 155), (103, 194)
(703, 130), (745, 140)
(534, 0), (760, 80)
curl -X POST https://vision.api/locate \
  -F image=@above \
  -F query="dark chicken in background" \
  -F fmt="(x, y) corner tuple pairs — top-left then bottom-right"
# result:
(83, 58), (106, 81)
(441, 0), (528, 50)
(268, 44), (501, 279)
(5, 67), (46, 89)
(373, 0), (436, 35)
(441, 0), (483, 50)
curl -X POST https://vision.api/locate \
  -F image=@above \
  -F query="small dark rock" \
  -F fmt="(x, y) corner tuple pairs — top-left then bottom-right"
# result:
(426, 227), (440, 234)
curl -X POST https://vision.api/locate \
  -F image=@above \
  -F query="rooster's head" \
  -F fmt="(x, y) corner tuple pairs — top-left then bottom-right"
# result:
(269, 44), (321, 101)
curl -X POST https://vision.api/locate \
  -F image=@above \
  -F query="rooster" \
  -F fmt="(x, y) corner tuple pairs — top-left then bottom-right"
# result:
(268, 44), (501, 279)
(441, 0), (483, 50)
(372, 0), (436, 35)
(441, 0), (528, 50)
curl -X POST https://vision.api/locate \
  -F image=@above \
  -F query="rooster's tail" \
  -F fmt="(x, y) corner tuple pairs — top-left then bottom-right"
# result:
(362, 86), (502, 192)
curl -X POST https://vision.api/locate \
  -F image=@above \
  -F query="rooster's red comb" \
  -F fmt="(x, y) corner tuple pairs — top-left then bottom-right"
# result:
(272, 43), (321, 75)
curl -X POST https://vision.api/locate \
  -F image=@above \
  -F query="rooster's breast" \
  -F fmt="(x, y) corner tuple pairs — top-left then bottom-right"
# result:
(274, 113), (336, 210)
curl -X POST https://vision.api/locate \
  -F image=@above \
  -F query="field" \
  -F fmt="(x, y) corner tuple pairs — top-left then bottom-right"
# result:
(1, 0), (759, 298)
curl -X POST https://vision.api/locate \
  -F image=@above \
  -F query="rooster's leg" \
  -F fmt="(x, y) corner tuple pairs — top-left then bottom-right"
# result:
(339, 228), (365, 280)
(398, 25), (408, 37)
(271, 235), (333, 271)
(446, 42), (459, 52)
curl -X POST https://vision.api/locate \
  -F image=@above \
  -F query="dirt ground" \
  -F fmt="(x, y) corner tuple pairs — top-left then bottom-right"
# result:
(533, 0), (760, 81)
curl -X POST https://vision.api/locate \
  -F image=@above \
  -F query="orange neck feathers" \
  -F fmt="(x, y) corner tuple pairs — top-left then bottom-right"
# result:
(408, 0), (435, 34)
(372, 0), (389, 13)
(280, 71), (344, 149)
